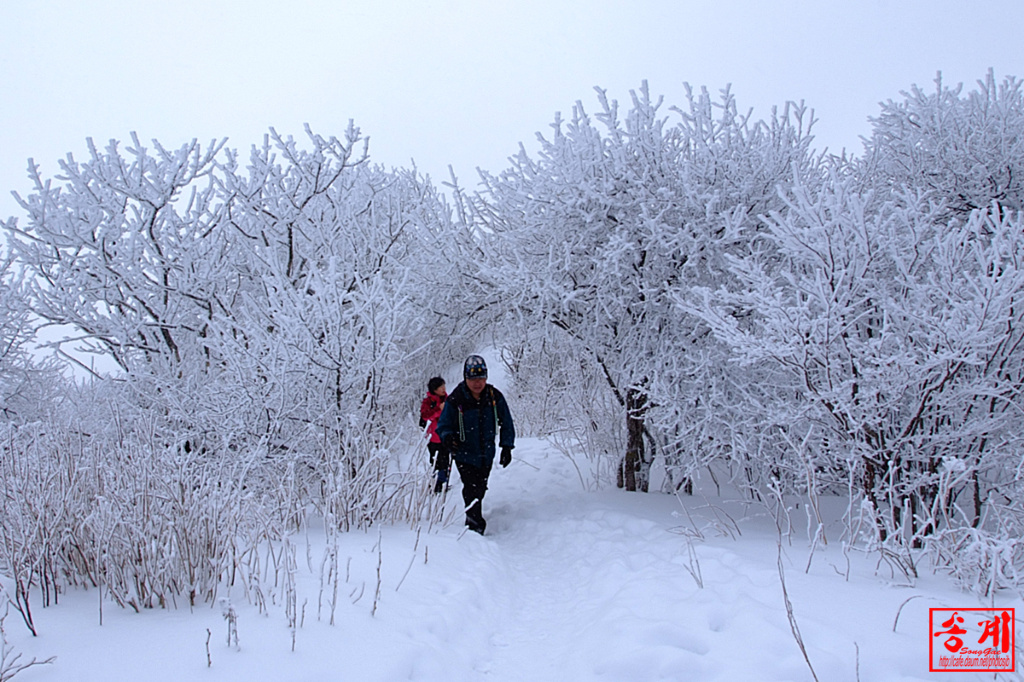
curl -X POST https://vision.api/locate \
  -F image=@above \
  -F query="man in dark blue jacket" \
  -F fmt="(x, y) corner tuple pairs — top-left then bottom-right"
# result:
(436, 355), (515, 534)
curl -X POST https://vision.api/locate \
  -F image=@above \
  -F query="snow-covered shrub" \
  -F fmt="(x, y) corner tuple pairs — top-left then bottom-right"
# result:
(0, 375), (417, 632)
(0, 389), (243, 623)
(928, 527), (1024, 597)
(0, 422), (75, 635)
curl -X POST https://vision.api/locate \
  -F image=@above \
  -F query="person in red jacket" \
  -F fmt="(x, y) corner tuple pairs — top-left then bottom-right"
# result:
(419, 376), (450, 493)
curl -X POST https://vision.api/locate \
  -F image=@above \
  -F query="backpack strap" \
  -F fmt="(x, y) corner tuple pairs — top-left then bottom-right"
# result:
(457, 401), (465, 442)
(455, 386), (499, 443)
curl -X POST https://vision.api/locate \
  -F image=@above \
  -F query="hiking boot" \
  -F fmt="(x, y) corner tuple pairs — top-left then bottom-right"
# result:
(465, 514), (486, 535)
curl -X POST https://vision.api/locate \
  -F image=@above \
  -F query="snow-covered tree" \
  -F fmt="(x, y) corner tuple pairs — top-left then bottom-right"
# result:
(6, 133), (235, 378)
(0, 124), (482, 630)
(0, 243), (64, 424)
(677, 72), (1024, 592)
(5, 124), (473, 479)
(474, 82), (819, 491)
(689, 169), (1024, 582)
(857, 70), (1024, 219)
(211, 125), (477, 521)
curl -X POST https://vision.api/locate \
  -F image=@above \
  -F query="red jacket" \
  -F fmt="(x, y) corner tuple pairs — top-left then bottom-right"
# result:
(420, 392), (446, 443)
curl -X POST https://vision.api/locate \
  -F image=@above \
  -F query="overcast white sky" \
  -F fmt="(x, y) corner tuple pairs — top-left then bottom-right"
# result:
(2, 0), (1023, 222)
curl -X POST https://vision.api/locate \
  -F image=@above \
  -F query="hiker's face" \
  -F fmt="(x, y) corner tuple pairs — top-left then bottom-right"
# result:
(433, 383), (447, 397)
(466, 377), (486, 397)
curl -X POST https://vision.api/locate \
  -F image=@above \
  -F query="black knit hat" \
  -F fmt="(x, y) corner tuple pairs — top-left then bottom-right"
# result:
(463, 355), (487, 379)
(427, 376), (445, 393)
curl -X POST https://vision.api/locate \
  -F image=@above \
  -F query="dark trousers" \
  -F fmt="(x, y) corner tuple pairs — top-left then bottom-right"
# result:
(454, 459), (492, 533)
(427, 442), (450, 472)
(427, 442), (451, 492)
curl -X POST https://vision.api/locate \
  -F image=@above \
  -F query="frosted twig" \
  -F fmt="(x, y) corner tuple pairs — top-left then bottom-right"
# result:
(892, 595), (923, 633)
(372, 529), (383, 616)
(0, 607), (55, 681)
(777, 536), (818, 682)
(395, 528), (421, 592)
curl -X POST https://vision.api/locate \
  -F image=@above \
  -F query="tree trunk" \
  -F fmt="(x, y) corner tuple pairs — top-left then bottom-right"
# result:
(620, 387), (649, 492)
(862, 457), (887, 542)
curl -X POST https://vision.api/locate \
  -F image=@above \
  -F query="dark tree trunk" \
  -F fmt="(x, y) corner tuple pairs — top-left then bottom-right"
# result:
(863, 457), (887, 542)
(972, 468), (982, 528)
(620, 387), (649, 492)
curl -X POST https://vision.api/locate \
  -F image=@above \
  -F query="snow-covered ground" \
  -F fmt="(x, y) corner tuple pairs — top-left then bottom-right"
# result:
(6, 438), (1021, 681)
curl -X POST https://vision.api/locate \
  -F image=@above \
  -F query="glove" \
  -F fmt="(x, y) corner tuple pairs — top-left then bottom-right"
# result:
(443, 433), (458, 450)
(500, 446), (512, 468)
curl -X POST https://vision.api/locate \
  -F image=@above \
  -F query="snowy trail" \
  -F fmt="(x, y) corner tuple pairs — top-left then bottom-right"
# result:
(446, 439), (819, 682)
(12, 436), (1020, 681)
(474, 445), (707, 680)
(411, 437), (1019, 682)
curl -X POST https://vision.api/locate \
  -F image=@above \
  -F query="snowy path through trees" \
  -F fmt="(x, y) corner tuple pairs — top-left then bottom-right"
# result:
(420, 438), (1018, 682)
(443, 437), (834, 681)
(473, 441), (714, 680)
